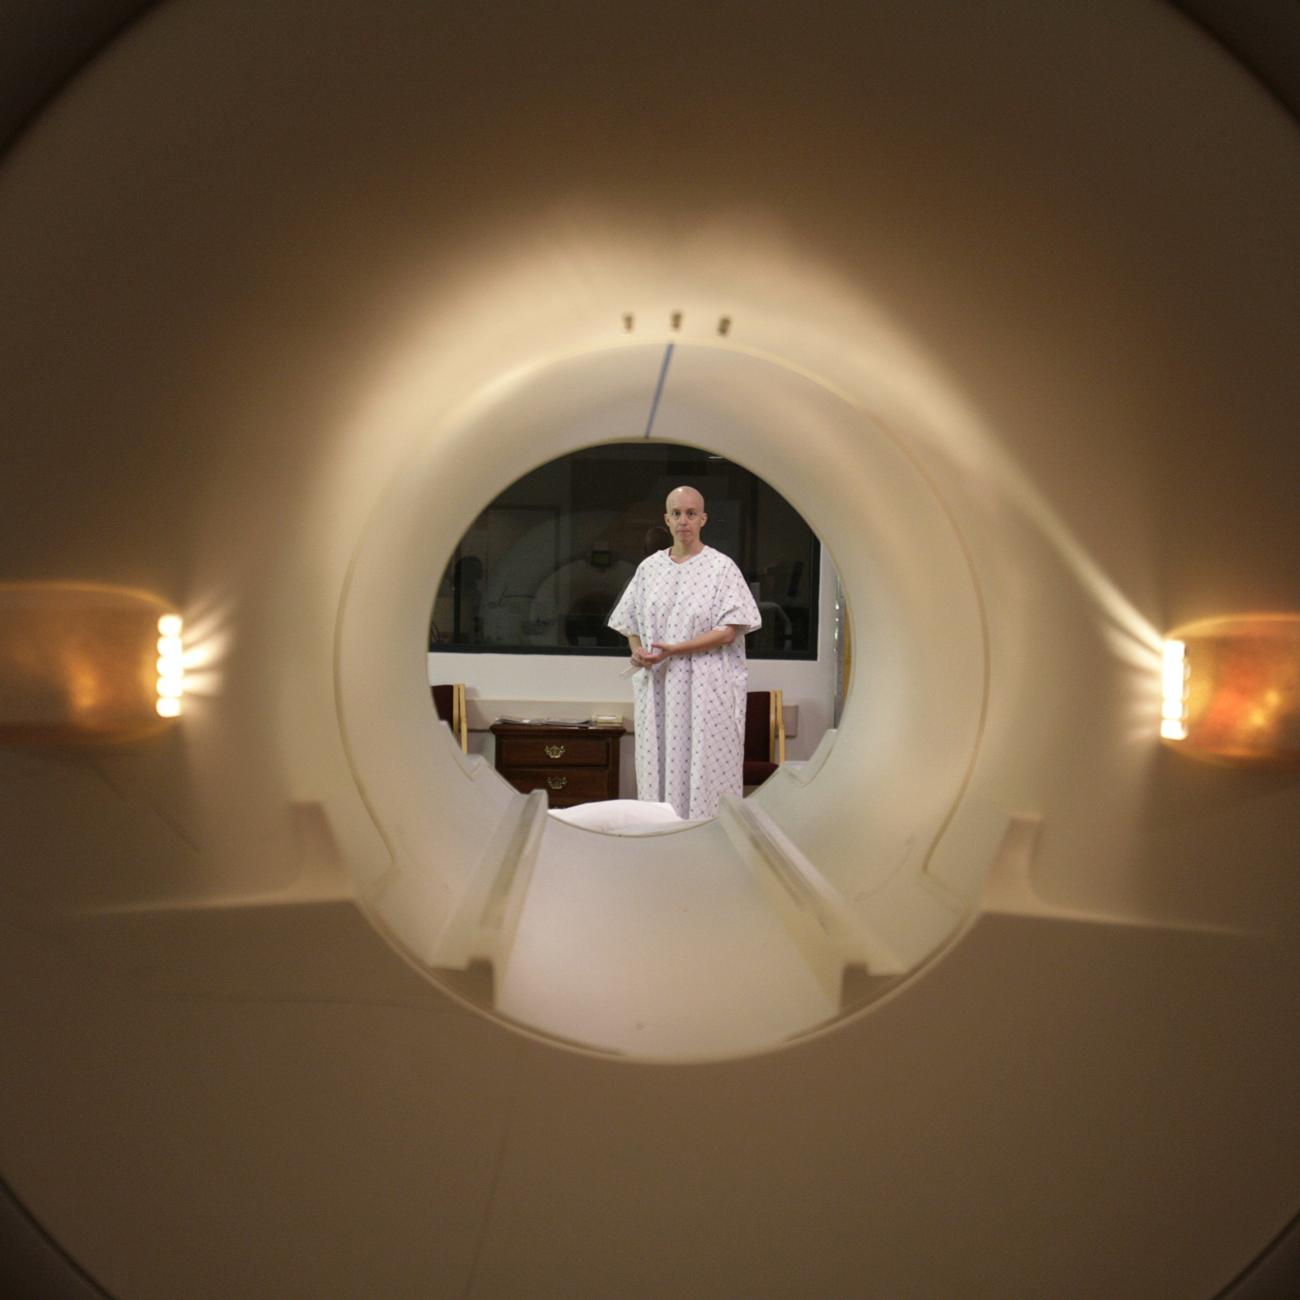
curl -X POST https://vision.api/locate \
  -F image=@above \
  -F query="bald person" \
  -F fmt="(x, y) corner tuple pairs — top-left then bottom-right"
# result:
(609, 486), (761, 819)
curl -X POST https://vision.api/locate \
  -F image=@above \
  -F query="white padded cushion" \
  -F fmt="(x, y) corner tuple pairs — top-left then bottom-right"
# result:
(548, 799), (684, 833)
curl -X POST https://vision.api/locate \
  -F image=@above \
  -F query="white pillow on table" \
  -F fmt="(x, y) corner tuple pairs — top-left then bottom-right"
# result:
(548, 799), (684, 834)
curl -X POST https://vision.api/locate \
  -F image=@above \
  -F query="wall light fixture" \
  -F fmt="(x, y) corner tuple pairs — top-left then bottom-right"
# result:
(1162, 614), (1300, 767)
(1160, 639), (1188, 741)
(155, 614), (185, 717)
(0, 583), (182, 745)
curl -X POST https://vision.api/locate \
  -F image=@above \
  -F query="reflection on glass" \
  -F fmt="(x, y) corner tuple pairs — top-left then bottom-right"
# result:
(429, 442), (820, 660)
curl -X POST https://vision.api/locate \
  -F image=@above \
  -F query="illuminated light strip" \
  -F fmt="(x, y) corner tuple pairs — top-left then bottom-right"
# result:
(1160, 639), (1187, 740)
(155, 613), (185, 718)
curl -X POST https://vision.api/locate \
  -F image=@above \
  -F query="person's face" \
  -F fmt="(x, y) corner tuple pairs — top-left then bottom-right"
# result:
(665, 490), (707, 548)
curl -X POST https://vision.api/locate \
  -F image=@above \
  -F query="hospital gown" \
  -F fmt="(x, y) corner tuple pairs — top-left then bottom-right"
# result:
(608, 546), (761, 819)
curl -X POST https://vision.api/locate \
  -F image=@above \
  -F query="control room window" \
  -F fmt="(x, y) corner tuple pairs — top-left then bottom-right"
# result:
(429, 442), (821, 660)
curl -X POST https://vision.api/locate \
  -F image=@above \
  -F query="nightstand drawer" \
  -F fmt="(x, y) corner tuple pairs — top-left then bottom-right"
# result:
(499, 737), (610, 768)
(490, 720), (626, 806)
(509, 767), (612, 803)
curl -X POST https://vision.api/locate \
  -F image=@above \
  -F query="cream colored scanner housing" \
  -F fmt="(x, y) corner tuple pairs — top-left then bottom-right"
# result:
(1, 2), (1297, 1298)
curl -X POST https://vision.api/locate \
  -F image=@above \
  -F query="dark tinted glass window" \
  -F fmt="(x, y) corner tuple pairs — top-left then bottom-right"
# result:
(429, 442), (820, 659)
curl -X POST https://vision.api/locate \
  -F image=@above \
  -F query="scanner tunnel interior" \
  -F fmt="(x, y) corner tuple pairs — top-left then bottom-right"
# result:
(1, 1), (1298, 1296)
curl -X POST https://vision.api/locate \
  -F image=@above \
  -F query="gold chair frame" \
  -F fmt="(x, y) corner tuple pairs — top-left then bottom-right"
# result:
(769, 689), (786, 765)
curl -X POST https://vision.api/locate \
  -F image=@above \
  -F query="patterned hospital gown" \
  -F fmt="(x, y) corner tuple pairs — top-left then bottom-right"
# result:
(608, 546), (762, 819)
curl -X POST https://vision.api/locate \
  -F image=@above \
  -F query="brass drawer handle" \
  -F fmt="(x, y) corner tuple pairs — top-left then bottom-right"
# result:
(545, 744), (566, 759)
(547, 775), (568, 790)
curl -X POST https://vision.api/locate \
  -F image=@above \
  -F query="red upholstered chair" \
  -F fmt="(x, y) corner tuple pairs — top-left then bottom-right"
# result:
(430, 683), (469, 752)
(743, 689), (786, 788)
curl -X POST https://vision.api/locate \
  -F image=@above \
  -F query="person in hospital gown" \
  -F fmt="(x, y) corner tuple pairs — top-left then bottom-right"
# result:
(608, 486), (761, 820)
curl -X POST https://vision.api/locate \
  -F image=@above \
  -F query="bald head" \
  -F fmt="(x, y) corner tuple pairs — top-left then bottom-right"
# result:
(665, 485), (705, 513)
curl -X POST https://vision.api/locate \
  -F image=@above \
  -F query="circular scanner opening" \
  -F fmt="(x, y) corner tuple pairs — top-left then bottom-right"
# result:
(336, 341), (988, 1060)
(427, 439), (842, 831)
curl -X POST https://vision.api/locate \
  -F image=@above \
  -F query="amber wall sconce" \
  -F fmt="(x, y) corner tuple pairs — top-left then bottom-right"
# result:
(0, 582), (183, 747)
(1162, 614), (1300, 768)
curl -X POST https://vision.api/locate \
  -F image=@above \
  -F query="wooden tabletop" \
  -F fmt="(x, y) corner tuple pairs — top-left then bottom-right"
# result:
(489, 719), (626, 733)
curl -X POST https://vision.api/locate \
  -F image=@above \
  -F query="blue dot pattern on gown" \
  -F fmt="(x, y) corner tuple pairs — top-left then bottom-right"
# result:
(608, 546), (762, 819)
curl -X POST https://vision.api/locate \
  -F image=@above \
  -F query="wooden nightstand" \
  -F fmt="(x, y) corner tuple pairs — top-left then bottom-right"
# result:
(489, 720), (627, 807)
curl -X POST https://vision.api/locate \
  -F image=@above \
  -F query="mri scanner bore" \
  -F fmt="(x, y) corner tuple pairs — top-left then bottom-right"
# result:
(427, 441), (842, 830)
(340, 340), (989, 1058)
(4, 1), (1300, 1291)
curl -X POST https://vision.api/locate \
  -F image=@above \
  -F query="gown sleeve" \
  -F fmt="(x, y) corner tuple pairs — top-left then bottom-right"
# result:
(713, 557), (762, 634)
(607, 562), (642, 637)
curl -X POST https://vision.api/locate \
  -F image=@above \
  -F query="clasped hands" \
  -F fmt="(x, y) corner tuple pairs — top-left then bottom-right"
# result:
(630, 642), (677, 668)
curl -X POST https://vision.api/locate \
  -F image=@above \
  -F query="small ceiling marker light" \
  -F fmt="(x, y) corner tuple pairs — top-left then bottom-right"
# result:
(1162, 614), (1300, 767)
